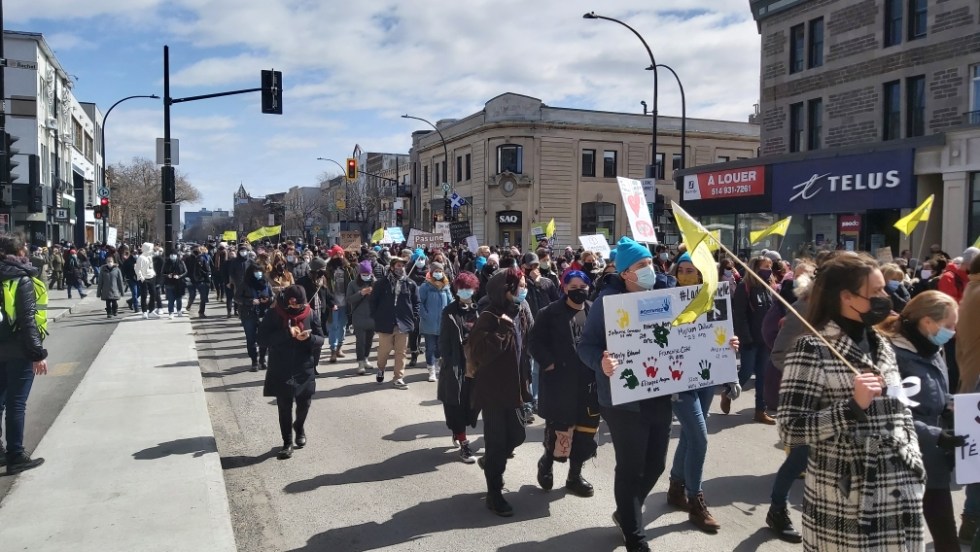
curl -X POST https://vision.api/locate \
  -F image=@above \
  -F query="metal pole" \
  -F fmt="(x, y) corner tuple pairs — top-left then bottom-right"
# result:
(402, 114), (450, 221)
(163, 46), (173, 254)
(656, 64), (686, 171)
(101, 94), (158, 244)
(0, 1), (10, 237)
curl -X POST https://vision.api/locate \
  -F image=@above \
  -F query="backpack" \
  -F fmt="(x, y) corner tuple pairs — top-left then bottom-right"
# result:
(0, 271), (49, 342)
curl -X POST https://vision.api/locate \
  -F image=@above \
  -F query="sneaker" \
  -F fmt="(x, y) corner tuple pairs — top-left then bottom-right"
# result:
(149, 310), (160, 318)
(392, 379), (408, 389)
(250, 360), (259, 372)
(169, 313), (175, 320)
(376, 367), (384, 384)
(5, 452), (44, 475)
(357, 361), (367, 375)
(427, 366), (437, 382)
(459, 440), (477, 464)
(142, 312), (149, 319)
(766, 506), (803, 543)
(176, 311), (184, 318)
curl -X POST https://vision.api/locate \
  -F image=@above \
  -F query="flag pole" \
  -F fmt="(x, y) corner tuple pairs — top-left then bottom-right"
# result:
(913, 211), (931, 266)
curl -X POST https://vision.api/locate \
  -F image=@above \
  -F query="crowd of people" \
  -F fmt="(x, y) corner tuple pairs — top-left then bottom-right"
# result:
(3, 229), (980, 551)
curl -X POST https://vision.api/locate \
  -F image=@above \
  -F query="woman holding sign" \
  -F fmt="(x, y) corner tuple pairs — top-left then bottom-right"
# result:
(777, 253), (926, 551)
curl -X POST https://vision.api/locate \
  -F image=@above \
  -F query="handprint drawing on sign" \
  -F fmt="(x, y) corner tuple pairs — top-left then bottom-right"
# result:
(653, 323), (670, 349)
(643, 360), (658, 379)
(714, 326), (728, 347)
(669, 360), (684, 381)
(698, 360), (712, 381)
(617, 309), (630, 330)
(620, 368), (640, 390)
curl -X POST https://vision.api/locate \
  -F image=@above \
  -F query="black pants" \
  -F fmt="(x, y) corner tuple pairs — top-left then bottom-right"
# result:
(481, 407), (526, 492)
(104, 299), (118, 315)
(923, 488), (958, 552)
(355, 328), (375, 361)
(277, 392), (312, 446)
(443, 376), (474, 435)
(140, 282), (163, 312)
(602, 398), (673, 547)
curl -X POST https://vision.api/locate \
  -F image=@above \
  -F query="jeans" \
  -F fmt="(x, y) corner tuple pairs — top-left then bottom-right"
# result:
(423, 333), (440, 366)
(225, 284), (236, 315)
(0, 359), (36, 456)
(165, 287), (184, 314)
(738, 343), (769, 411)
(328, 308), (347, 350)
(669, 387), (715, 497)
(104, 299), (118, 315)
(195, 282), (210, 313)
(67, 280), (85, 298)
(354, 328), (375, 362)
(770, 445), (809, 508)
(128, 280), (141, 311)
(965, 483), (980, 516)
(240, 316), (267, 363)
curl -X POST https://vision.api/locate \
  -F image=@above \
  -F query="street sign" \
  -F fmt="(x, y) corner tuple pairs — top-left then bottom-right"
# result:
(0, 58), (38, 71)
(336, 200), (346, 210)
(156, 138), (179, 165)
(98, 187), (110, 198)
(442, 182), (450, 193)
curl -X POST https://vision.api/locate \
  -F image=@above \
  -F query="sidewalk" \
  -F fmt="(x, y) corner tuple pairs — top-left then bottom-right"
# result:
(46, 288), (94, 321)
(0, 312), (237, 551)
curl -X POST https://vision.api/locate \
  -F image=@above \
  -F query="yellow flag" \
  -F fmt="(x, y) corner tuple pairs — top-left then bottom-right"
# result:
(670, 201), (719, 326)
(750, 216), (792, 245)
(974, 235), (980, 248)
(545, 218), (556, 238)
(371, 227), (385, 243)
(263, 225), (282, 238)
(246, 229), (264, 242)
(707, 229), (721, 252)
(222, 231), (237, 241)
(893, 195), (934, 236)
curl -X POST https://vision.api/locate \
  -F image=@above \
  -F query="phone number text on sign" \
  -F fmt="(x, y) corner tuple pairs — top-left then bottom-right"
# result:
(710, 185), (755, 197)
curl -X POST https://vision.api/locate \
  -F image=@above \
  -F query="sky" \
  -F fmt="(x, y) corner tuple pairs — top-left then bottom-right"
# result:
(7, 0), (761, 219)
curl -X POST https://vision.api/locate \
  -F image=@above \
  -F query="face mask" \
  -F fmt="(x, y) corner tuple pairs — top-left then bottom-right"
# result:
(853, 295), (893, 327)
(659, 253), (669, 261)
(457, 289), (474, 301)
(169, 254), (177, 261)
(568, 289), (589, 305)
(583, 262), (595, 272)
(432, 272), (444, 281)
(416, 260), (426, 268)
(758, 269), (773, 281)
(723, 269), (733, 277)
(361, 274), (372, 282)
(929, 326), (956, 347)
(920, 270), (932, 280)
(392, 267), (405, 278)
(633, 265), (657, 290)
(677, 273), (700, 287)
(238, 250), (247, 257)
(514, 288), (528, 303)
(287, 255), (295, 263)
(539, 261), (550, 271)
(885, 280), (900, 291)
(254, 271), (263, 279)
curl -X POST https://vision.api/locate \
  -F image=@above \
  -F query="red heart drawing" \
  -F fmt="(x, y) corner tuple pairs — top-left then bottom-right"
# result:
(627, 194), (643, 217)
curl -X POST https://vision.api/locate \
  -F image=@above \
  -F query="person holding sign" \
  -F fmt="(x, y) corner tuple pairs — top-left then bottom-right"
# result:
(777, 253), (926, 551)
(879, 291), (962, 552)
(577, 236), (675, 552)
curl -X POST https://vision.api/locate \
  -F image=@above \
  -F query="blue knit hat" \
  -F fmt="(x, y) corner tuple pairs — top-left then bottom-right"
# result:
(410, 248), (427, 266)
(609, 248), (617, 262)
(475, 256), (487, 271)
(676, 252), (693, 265)
(615, 236), (652, 273)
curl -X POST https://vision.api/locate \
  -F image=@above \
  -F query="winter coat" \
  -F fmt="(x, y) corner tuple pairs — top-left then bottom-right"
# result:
(369, 275), (419, 334)
(297, 274), (332, 328)
(258, 306), (325, 398)
(890, 332), (952, 490)
(161, 258), (188, 294)
(121, 255), (137, 282)
(732, 281), (773, 347)
(239, 276), (273, 321)
(438, 299), (481, 411)
(524, 274), (560, 318)
(0, 257), (47, 361)
(346, 276), (375, 331)
(189, 254), (212, 284)
(49, 252), (64, 271)
(530, 299), (596, 424)
(778, 321), (925, 551)
(418, 278), (453, 335)
(325, 260), (353, 307)
(64, 255), (83, 284)
(465, 308), (533, 411)
(886, 282), (912, 313)
(136, 244), (156, 282)
(937, 265), (968, 303)
(957, 274), (980, 393)
(96, 265), (126, 301)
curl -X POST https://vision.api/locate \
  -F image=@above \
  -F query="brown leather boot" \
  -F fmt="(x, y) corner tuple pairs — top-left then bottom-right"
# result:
(667, 479), (690, 511)
(720, 395), (731, 414)
(329, 348), (338, 364)
(689, 492), (721, 532)
(754, 410), (776, 425)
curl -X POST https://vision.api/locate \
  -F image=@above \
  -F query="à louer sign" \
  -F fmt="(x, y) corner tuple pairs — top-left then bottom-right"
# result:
(683, 166), (765, 201)
(773, 149), (915, 215)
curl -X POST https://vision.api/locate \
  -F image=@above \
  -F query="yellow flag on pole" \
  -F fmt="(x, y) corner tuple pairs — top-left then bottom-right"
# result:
(263, 225), (282, 237)
(893, 195), (934, 236)
(974, 235), (980, 248)
(222, 231), (237, 241)
(371, 227), (385, 243)
(246, 229), (264, 242)
(707, 230), (721, 252)
(750, 216), (792, 245)
(670, 201), (719, 326)
(545, 218), (556, 238)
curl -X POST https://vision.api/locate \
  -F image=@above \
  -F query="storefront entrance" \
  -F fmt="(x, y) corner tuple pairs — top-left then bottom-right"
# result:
(496, 210), (522, 248)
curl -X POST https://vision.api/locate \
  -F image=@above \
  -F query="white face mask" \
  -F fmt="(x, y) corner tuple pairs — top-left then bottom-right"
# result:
(920, 269), (932, 280)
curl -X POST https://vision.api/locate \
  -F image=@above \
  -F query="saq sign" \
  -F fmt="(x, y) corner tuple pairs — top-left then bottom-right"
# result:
(773, 149), (915, 215)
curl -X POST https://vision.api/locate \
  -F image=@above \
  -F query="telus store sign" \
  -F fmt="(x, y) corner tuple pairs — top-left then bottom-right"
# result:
(772, 149), (915, 215)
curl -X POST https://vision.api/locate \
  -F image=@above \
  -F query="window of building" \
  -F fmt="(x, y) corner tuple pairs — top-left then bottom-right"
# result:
(970, 65), (980, 125)
(808, 18), (824, 69)
(435, 163), (440, 185)
(883, 80), (901, 140)
(456, 156), (463, 183)
(603, 150), (617, 178)
(789, 24), (805, 74)
(423, 165), (429, 189)
(908, 0), (927, 40)
(465, 153), (471, 181)
(885, 0), (903, 47)
(672, 153), (683, 172)
(582, 149), (596, 177)
(717, 155), (730, 163)
(84, 133), (94, 162)
(72, 119), (84, 151)
(41, 143), (49, 186)
(497, 144), (523, 174)
(789, 102), (804, 152)
(807, 98), (823, 150)
(971, 173), (980, 245)
(906, 75), (925, 137)
(442, 160), (447, 184)
(654, 152), (665, 179)
(581, 202), (617, 241)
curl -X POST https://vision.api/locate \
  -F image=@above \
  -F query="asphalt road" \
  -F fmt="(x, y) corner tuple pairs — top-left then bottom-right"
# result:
(195, 298), (965, 551)
(0, 297), (119, 503)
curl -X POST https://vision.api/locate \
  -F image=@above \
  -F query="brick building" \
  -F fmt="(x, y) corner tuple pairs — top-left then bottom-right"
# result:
(677, 0), (980, 259)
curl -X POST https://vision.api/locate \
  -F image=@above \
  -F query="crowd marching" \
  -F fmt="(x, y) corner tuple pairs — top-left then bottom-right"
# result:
(2, 228), (980, 552)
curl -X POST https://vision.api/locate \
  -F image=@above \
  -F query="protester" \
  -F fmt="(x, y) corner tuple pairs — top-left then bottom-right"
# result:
(161, 250), (188, 319)
(418, 261), (453, 383)
(96, 256), (126, 318)
(64, 249), (86, 299)
(48, 246), (64, 290)
(406, 249), (428, 367)
(438, 271), (481, 464)
(325, 246), (353, 363)
(956, 253), (980, 544)
(371, 256), (419, 389)
(727, 255), (775, 423)
(135, 243), (156, 318)
(346, 260), (375, 375)
(882, 262), (912, 312)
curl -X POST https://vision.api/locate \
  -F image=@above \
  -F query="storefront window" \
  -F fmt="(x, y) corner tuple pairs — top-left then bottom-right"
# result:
(970, 173), (980, 245)
(581, 202), (616, 242)
(739, 213), (778, 259)
(700, 215), (736, 255)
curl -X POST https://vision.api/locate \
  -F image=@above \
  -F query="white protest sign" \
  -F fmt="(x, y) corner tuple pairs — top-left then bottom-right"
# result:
(386, 227), (405, 243)
(106, 227), (118, 246)
(406, 228), (421, 248)
(955, 393), (980, 484)
(602, 282), (736, 404)
(617, 176), (658, 244)
(579, 234), (612, 259)
(465, 235), (479, 253)
(435, 222), (452, 244)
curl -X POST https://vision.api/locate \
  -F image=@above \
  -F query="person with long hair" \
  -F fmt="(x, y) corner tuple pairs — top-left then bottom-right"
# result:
(777, 253), (925, 551)
(240, 261), (273, 372)
(438, 271), (481, 463)
(726, 255), (775, 423)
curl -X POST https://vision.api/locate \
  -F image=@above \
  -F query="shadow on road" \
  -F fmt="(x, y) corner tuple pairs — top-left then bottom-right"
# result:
(204, 379), (265, 393)
(283, 447), (458, 493)
(220, 446), (281, 470)
(155, 360), (201, 369)
(132, 436), (217, 460)
(288, 485), (558, 552)
(495, 526), (620, 552)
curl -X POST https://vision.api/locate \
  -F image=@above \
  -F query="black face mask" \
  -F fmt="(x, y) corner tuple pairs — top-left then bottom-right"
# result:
(568, 289), (589, 305)
(854, 295), (893, 326)
(583, 262), (595, 272)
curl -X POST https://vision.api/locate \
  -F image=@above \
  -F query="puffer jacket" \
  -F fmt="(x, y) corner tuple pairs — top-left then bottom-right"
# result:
(0, 257), (48, 361)
(418, 277), (453, 335)
(135, 243), (156, 282)
(97, 265), (127, 301)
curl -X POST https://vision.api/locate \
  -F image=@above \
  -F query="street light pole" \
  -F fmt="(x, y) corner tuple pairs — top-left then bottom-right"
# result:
(316, 156), (350, 234)
(583, 11), (659, 179)
(655, 64), (686, 172)
(101, 94), (159, 244)
(402, 114), (450, 229)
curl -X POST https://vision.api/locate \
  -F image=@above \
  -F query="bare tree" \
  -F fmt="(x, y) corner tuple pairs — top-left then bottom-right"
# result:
(284, 186), (329, 241)
(107, 157), (201, 244)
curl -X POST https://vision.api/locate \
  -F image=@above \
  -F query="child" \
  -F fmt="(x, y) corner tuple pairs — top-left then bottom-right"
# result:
(97, 257), (127, 318)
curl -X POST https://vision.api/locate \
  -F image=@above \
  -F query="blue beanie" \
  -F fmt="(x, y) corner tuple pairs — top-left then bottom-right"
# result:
(676, 252), (692, 265)
(475, 256), (487, 271)
(410, 248), (427, 265)
(615, 236), (652, 273)
(609, 248), (617, 263)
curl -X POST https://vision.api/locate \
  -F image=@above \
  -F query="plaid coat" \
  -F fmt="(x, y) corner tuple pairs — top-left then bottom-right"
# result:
(778, 321), (925, 552)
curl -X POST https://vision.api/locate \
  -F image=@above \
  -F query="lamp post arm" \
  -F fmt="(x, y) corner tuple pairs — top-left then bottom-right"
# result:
(100, 93), (158, 244)
(402, 114), (450, 187)
(656, 64), (686, 171)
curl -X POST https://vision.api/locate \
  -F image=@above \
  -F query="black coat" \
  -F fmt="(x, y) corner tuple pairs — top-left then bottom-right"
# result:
(732, 281), (773, 347)
(525, 275), (559, 318)
(529, 299), (595, 424)
(258, 307), (325, 398)
(438, 300), (481, 409)
(0, 258), (47, 361)
(369, 275), (419, 334)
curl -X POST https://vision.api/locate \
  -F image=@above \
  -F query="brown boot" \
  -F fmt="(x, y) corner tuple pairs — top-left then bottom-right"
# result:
(720, 395), (731, 414)
(667, 479), (690, 511)
(336, 348), (346, 358)
(689, 492), (721, 533)
(754, 410), (776, 425)
(329, 348), (338, 364)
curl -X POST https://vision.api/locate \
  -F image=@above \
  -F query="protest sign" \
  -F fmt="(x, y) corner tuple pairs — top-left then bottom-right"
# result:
(602, 282), (736, 404)
(579, 234), (612, 259)
(435, 222), (452, 244)
(450, 221), (471, 244)
(532, 226), (546, 242)
(465, 235), (479, 253)
(340, 231), (360, 247)
(386, 227), (405, 243)
(955, 393), (980, 484)
(414, 232), (445, 250)
(406, 228), (420, 248)
(616, 176), (658, 244)
(876, 247), (894, 264)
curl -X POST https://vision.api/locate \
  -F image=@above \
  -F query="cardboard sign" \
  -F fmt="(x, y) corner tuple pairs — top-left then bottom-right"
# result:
(414, 233), (445, 250)
(386, 227), (405, 243)
(340, 231), (361, 247)
(435, 222), (452, 244)
(955, 393), (980, 484)
(579, 234), (612, 259)
(465, 235), (479, 253)
(602, 282), (736, 404)
(617, 176), (658, 244)
(876, 247), (894, 264)
(532, 226), (546, 241)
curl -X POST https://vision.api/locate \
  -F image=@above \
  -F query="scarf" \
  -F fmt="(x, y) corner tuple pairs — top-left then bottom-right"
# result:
(426, 275), (448, 290)
(275, 303), (312, 331)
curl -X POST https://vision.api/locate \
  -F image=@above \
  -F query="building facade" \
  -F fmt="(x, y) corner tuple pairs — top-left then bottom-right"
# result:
(676, 0), (980, 259)
(407, 93), (759, 249)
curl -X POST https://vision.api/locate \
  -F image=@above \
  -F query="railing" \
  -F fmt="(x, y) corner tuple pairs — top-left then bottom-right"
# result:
(965, 110), (980, 126)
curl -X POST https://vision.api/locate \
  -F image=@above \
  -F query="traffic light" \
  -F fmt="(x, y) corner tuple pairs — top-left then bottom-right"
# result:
(346, 158), (357, 180)
(395, 208), (403, 226)
(260, 69), (283, 115)
(3, 132), (20, 185)
(100, 197), (110, 219)
(93, 205), (103, 219)
(27, 154), (41, 213)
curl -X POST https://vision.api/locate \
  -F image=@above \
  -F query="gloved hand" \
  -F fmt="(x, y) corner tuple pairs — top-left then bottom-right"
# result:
(937, 429), (967, 451)
(724, 382), (742, 401)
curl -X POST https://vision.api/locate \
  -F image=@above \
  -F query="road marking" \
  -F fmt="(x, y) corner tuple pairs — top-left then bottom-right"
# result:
(48, 362), (79, 377)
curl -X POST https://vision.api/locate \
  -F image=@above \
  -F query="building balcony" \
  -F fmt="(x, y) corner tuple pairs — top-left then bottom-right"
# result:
(965, 110), (980, 126)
